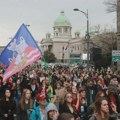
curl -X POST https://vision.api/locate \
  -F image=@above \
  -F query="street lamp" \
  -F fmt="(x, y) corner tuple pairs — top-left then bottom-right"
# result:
(25, 24), (30, 27)
(73, 8), (90, 70)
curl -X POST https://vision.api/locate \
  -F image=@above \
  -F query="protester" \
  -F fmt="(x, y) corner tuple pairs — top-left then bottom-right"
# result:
(27, 78), (39, 99)
(87, 90), (106, 118)
(14, 77), (22, 106)
(55, 81), (66, 110)
(30, 93), (47, 120)
(44, 103), (59, 120)
(0, 89), (16, 120)
(71, 86), (80, 111)
(85, 78), (97, 106)
(59, 92), (80, 120)
(89, 97), (119, 120)
(107, 84), (120, 113)
(17, 89), (33, 120)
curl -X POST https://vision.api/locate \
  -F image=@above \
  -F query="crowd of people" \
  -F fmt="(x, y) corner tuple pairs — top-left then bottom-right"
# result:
(0, 62), (120, 120)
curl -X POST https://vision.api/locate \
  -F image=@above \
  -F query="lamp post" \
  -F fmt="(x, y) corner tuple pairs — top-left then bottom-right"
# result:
(73, 8), (90, 70)
(26, 24), (30, 27)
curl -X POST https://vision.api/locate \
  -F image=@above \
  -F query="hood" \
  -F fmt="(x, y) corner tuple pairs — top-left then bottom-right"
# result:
(43, 103), (58, 120)
(46, 103), (58, 112)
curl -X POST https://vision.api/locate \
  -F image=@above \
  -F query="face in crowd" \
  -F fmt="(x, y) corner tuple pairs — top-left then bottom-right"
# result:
(48, 110), (57, 119)
(72, 86), (77, 94)
(5, 89), (11, 98)
(24, 89), (31, 100)
(79, 90), (86, 98)
(87, 80), (94, 87)
(95, 97), (109, 114)
(101, 99), (109, 113)
(65, 93), (73, 103)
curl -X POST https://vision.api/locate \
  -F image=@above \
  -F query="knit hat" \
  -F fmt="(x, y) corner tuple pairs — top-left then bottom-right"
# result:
(36, 93), (46, 101)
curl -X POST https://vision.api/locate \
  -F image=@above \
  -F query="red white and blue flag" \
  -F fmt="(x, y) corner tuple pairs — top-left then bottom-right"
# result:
(62, 44), (69, 51)
(64, 44), (69, 50)
(0, 24), (42, 82)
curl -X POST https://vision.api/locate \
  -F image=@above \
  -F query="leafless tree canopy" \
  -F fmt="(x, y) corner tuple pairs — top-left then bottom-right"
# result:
(104, 0), (117, 13)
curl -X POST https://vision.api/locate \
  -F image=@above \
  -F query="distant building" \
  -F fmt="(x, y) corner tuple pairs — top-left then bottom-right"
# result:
(40, 11), (85, 63)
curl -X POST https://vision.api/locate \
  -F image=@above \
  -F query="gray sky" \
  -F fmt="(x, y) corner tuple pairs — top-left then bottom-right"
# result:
(0, 0), (116, 46)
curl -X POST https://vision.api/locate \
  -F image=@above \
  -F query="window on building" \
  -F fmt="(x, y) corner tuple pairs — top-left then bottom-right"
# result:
(64, 27), (68, 33)
(58, 28), (61, 33)
(74, 45), (76, 51)
(56, 33), (58, 36)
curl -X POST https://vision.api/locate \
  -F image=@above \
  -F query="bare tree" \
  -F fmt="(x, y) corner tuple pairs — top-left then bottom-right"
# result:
(104, 0), (117, 13)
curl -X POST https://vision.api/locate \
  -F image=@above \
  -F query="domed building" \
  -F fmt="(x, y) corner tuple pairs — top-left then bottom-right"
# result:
(41, 11), (85, 63)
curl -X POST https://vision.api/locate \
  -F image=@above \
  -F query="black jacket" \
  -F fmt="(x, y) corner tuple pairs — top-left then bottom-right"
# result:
(0, 98), (16, 120)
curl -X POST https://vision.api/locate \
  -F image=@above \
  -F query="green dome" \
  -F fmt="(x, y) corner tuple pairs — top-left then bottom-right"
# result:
(54, 11), (71, 26)
(46, 32), (51, 36)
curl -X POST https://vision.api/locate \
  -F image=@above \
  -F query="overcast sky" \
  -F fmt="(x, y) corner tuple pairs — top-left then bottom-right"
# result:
(0, 0), (116, 46)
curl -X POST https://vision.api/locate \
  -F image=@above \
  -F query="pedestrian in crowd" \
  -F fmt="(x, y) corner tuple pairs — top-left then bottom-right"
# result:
(59, 92), (80, 120)
(87, 90), (106, 118)
(79, 87), (88, 120)
(107, 84), (120, 113)
(85, 78), (97, 106)
(71, 85), (80, 112)
(17, 89), (33, 120)
(5, 78), (15, 97)
(30, 93), (48, 120)
(79, 87), (87, 112)
(55, 81), (66, 110)
(27, 78), (39, 99)
(14, 77), (22, 106)
(0, 89), (16, 120)
(0, 76), (4, 99)
(89, 97), (119, 120)
(44, 103), (59, 120)
(57, 113), (75, 120)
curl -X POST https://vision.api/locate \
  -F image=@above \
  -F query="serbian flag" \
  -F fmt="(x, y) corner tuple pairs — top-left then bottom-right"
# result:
(64, 44), (69, 50)
(0, 24), (42, 82)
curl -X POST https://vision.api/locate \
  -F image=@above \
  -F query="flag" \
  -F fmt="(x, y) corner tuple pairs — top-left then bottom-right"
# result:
(64, 44), (69, 50)
(0, 24), (42, 82)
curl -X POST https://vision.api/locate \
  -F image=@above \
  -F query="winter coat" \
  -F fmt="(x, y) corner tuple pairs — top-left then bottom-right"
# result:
(0, 98), (16, 120)
(30, 102), (49, 120)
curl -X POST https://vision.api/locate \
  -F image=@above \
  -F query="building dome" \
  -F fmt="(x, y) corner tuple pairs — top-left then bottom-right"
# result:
(54, 11), (71, 26)
(46, 32), (51, 38)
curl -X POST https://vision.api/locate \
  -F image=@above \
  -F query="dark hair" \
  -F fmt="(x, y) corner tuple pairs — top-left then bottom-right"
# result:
(94, 97), (107, 112)
(57, 113), (74, 120)
(95, 91), (105, 100)
(79, 87), (85, 93)
(87, 77), (94, 83)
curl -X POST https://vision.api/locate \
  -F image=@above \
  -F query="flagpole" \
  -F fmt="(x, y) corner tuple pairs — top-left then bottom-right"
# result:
(41, 55), (50, 85)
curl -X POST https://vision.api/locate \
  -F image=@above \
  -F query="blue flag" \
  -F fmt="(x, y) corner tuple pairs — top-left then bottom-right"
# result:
(0, 24), (42, 82)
